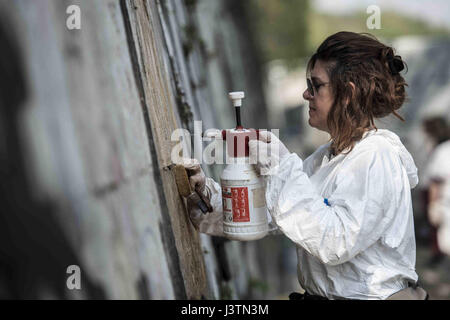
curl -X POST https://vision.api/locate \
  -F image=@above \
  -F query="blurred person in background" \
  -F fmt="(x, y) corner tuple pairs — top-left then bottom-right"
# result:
(422, 117), (450, 265)
(183, 32), (428, 300)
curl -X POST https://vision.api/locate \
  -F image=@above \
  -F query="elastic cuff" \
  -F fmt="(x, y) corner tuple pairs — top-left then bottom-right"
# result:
(203, 183), (211, 199)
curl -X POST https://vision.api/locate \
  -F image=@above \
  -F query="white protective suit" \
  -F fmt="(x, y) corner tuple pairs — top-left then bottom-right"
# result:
(189, 129), (419, 300)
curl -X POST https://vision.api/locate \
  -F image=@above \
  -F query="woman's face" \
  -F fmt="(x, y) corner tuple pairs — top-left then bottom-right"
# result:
(303, 59), (334, 133)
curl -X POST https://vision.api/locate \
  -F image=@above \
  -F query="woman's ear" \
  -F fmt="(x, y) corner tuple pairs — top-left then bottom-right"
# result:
(344, 82), (356, 107)
(349, 81), (356, 95)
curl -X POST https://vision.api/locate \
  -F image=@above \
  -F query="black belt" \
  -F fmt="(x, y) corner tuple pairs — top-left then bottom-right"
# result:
(289, 291), (329, 300)
(289, 291), (356, 300)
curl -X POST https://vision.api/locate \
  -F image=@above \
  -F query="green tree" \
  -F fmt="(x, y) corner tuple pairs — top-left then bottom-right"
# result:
(249, 0), (310, 68)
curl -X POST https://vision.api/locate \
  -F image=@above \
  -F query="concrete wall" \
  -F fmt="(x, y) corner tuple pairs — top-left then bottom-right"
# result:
(0, 0), (289, 299)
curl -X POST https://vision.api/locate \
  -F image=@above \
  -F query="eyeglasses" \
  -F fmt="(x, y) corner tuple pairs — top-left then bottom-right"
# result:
(307, 78), (329, 97)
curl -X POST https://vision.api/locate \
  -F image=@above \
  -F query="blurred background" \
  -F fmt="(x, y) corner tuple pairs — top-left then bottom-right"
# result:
(0, 0), (449, 299)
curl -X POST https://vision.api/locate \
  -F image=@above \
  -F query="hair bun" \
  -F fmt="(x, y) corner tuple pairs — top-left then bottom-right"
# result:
(388, 55), (404, 75)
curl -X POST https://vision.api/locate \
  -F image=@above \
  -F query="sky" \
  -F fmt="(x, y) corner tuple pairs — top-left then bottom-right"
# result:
(313, 0), (450, 30)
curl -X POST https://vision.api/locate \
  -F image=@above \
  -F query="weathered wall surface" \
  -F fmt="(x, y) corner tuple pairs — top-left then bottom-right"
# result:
(0, 0), (287, 299)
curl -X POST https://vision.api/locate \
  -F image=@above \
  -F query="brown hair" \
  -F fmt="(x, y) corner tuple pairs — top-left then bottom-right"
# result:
(307, 31), (408, 155)
(423, 116), (450, 145)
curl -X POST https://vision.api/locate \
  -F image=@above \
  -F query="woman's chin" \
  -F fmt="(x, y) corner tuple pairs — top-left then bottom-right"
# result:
(308, 120), (329, 133)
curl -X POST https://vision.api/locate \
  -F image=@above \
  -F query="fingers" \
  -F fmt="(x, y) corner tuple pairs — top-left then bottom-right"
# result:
(181, 157), (202, 176)
(259, 131), (283, 144)
(181, 157), (200, 170)
(248, 139), (264, 160)
(248, 138), (287, 175)
(180, 157), (206, 192)
(189, 174), (205, 192)
(248, 139), (259, 152)
(258, 130), (272, 143)
(257, 132), (290, 159)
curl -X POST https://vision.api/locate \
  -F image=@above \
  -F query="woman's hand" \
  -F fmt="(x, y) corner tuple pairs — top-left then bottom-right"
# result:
(180, 157), (213, 213)
(180, 158), (224, 237)
(181, 158), (206, 195)
(248, 131), (290, 175)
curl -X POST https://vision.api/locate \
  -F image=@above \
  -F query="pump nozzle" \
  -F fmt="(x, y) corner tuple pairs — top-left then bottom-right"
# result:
(229, 91), (245, 128)
(229, 91), (245, 106)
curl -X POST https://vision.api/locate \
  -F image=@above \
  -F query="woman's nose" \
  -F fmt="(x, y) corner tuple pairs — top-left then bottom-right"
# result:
(303, 88), (313, 101)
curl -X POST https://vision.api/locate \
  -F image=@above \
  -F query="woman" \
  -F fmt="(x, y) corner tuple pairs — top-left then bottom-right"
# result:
(183, 31), (427, 300)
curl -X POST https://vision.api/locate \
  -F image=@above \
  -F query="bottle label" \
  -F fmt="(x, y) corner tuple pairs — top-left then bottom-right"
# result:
(231, 187), (250, 222)
(223, 187), (250, 222)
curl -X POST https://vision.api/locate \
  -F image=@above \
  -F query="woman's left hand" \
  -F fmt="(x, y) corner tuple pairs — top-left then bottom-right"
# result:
(248, 131), (290, 175)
